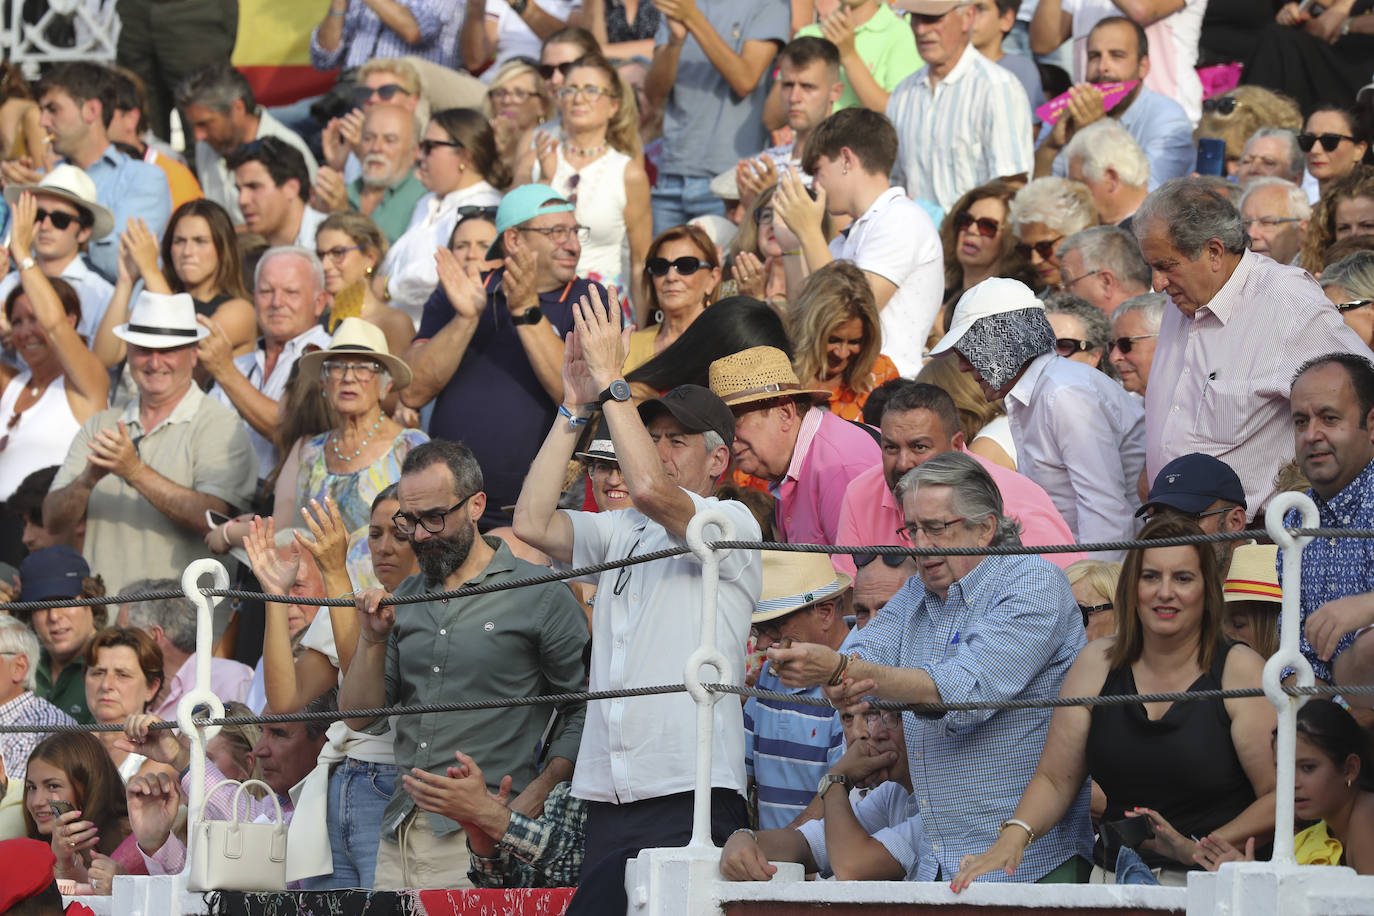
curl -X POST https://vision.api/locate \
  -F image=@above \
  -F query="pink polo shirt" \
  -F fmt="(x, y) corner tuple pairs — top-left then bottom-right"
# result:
(833, 449), (1085, 576)
(771, 409), (882, 547)
(152, 652), (255, 720)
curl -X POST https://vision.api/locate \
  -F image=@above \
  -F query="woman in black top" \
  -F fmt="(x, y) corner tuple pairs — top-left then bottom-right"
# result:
(951, 517), (1276, 889)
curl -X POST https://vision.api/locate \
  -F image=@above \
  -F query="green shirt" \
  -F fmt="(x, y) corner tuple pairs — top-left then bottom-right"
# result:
(798, 3), (923, 113)
(381, 538), (589, 839)
(36, 651), (92, 725)
(346, 170), (430, 245)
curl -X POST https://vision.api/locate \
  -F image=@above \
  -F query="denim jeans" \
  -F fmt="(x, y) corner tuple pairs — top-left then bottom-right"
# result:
(301, 757), (396, 890)
(651, 173), (726, 236)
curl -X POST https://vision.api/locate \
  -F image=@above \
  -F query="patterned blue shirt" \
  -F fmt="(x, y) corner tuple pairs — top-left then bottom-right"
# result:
(1282, 460), (1374, 683)
(468, 781), (586, 888)
(82, 146), (171, 283)
(0, 691), (76, 780)
(310, 0), (448, 70)
(851, 553), (1093, 882)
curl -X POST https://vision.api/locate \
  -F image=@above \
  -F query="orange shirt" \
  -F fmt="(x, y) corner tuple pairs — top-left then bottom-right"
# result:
(825, 353), (900, 421)
(145, 148), (203, 213)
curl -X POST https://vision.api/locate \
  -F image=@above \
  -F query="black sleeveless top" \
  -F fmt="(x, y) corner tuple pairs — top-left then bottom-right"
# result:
(1086, 641), (1257, 869)
(192, 292), (232, 318)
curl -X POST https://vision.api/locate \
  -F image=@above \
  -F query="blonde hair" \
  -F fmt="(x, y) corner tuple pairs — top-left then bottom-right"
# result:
(1194, 85), (1302, 164)
(787, 261), (882, 396)
(358, 58), (422, 98)
(484, 59), (552, 124)
(564, 57), (642, 158)
(1065, 559), (1122, 605)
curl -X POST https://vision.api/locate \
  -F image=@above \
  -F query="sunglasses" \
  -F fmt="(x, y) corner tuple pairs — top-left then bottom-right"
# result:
(646, 256), (705, 277)
(352, 83), (408, 105)
(1336, 298), (1374, 313)
(418, 138), (463, 156)
(1016, 236), (1063, 261)
(1297, 132), (1359, 153)
(1202, 96), (1240, 116)
(952, 210), (1000, 238)
(456, 205), (498, 221)
(36, 207), (83, 231)
(538, 58), (587, 80)
(853, 553), (910, 569)
(1079, 601), (1112, 627)
(1111, 333), (1157, 354)
(1055, 338), (1093, 356)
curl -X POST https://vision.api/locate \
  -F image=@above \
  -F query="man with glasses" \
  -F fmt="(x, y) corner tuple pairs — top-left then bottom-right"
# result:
(1135, 453), (1247, 566)
(768, 451), (1092, 884)
(1056, 225), (1151, 316)
(405, 185), (604, 529)
(837, 380), (1080, 576)
(45, 292), (256, 591)
(0, 615), (77, 781)
(1240, 177), (1311, 267)
(341, 439), (589, 890)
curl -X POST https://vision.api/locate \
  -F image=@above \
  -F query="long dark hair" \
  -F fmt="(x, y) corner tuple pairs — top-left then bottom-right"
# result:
(161, 198), (251, 301)
(431, 107), (512, 190)
(626, 296), (790, 391)
(1295, 700), (1374, 791)
(24, 732), (129, 855)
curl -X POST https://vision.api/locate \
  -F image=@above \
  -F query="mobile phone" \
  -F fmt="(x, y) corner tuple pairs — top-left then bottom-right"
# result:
(1195, 137), (1227, 177)
(205, 509), (232, 528)
(50, 800), (75, 820)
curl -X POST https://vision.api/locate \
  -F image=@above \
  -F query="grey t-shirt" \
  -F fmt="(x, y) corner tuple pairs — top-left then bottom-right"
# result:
(655, 0), (789, 178)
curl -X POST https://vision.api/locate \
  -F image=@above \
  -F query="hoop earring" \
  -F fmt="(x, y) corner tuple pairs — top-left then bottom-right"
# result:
(653, 309), (663, 324)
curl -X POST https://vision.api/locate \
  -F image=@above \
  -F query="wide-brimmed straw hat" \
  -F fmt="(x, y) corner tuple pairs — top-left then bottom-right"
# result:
(753, 550), (853, 624)
(113, 291), (210, 349)
(298, 317), (413, 390)
(4, 164), (115, 239)
(1224, 544), (1280, 604)
(708, 346), (830, 409)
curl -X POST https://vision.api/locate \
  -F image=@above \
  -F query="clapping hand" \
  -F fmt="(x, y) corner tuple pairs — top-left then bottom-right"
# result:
(243, 515), (301, 597)
(571, 285), (629, 392)
(297, 497), (349, 583)
(123, 218), (162, 280)
(87, 421), (144, 482)
(8, 190), (37, 262)
(735, 156), (777, 210)
(195, 315), (236, 379)
(435, 247), (485, 320)
(322, 109), (365, 171)
(534, 129), (559, 180)
(819, 7), (857, 57)
(772, 166), (826, 239)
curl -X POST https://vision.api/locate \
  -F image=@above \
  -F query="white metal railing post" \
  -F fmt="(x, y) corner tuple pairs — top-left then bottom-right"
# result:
(4, 0), (120, 78)
(683, 508), (737, 848)
(1263, 492), (1319, 867)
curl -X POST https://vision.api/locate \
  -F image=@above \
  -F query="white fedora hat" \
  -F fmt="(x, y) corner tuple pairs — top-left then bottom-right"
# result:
(113, 291), (210, 349)
(4, 164), (115, 240)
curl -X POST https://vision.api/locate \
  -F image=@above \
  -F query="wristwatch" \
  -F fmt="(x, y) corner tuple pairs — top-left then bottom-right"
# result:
(510, 305), (543, 326)
(17, 257), (34, 272)
(817, 773), (852, 796)
(598, 378), (632, 405)
(509, 0), (529, 13)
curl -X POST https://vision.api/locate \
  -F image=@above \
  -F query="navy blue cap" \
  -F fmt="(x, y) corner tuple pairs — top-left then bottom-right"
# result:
(18, 545), (89, 602)
(1135, 453), (1246, 518)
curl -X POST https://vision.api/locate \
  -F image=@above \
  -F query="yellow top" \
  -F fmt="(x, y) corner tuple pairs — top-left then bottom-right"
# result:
(1295, 820), (1343, 866)
(623, 327), (659, 374)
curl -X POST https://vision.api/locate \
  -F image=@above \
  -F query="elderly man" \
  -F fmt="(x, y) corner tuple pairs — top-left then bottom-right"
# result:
(203, 246), (332, 478)
(0, 616), (77, 781)
(404, 185), (604, 529)
(1135, 178), (1372, 518)
(320, 59), (426, 182)
(329, 105), (426, 243)
(1108, 291), (1166, 396)
(932, 278), (1145, 553)
(1056, 225), (1152, 315)
(769, 451), (1093, 882)
(1136, 453), (1248, 566)
(709, 345), (880, 547)
(1240, 177), (1311, 267)
(853, 553), (917, 629)
(176, 63), (318, 224)
(43, 293), (257, 592)
(1236, 128), (1307, 189)
(1062, 121), (1150, 231)
(835, 380), (1081, 576)
(228, 138), (326, 247)
(342, 440), (587, 890)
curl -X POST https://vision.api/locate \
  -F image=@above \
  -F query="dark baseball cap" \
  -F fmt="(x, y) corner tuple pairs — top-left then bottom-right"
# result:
(18, 545), (89, 602)
(1135, 453), (1246, 518)
(638, 384), (736, 448)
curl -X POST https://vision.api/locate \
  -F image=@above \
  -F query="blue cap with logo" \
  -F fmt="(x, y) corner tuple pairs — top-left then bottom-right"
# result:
(18, 545), (90, 602)
(1135, 453), (1246, 518)
(485, 184), (575, 260)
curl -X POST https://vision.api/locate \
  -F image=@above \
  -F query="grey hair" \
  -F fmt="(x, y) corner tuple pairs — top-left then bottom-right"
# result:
(0, 615), (39, 691)
(1133, 177), (1248, 259)
(175, 63), (255, 115)
(893, 451), (1023, 547)
(254, 245), (325, 293)
(1243, 127), (1305, 183)
(702, 430), (725, 453)
(124, 579), (198, 654)
(1063, 120), (1150, 189)
(1008, 177), (1098, 237)
(1319, 250), (1374, 297)
(1045, 292), (1112, 350)
(1111, 292), (1168, 331)
(1058, 225), (1152, 294)
(1239, 176), (1312, 221)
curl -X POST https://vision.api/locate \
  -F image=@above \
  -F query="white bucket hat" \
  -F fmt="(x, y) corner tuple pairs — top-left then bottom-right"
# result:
(113, 291), (210, 349)
(3, 164), (115, 240)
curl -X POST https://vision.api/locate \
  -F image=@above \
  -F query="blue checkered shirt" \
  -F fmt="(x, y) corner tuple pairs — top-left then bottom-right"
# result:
(0, 691), (77, 780)
(851, 553), (1093, 882)
(310, 0), (448, 71)
(468, 781), (586, 887)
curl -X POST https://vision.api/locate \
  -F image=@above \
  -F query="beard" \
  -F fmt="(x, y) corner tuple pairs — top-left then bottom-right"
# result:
(412, 521), (475, 583)
(361, 155), (397, 189)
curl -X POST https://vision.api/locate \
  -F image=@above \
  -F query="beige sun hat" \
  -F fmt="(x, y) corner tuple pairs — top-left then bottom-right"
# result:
(754, 550), (853, 624)
(1224, 544), (1281, 604)
(4, 164), (115, 239)
(708, 346), (830, 409)
(297, 317), (413, 389)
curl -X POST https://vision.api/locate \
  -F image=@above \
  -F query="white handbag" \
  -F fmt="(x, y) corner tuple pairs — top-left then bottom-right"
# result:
(187, 779), (288, 892)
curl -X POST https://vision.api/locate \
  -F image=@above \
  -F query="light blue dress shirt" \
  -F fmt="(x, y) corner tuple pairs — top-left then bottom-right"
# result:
(83, 145), (172, 282)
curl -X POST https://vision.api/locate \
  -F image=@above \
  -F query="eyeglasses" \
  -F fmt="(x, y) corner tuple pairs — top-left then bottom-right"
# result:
(36, 208), (83, 231)
(316, 245), (362, 263)
(393, 493), (475, 535)
(588, 459), (621, 476)
(418, 138), (463, 156)
(1336, 298), (1374, 313)
(556, 84), (616, 102)
(863, 710), (902, 729)
(1202, 96), (1240, 116)
(1015, 236), (1063, 261)
(1060, 268), (1102, 289)
(1243, 216), (1302, 229)
(646, 256), (706, 277)
(1111, 333), (1157, 354)
(853, 552), (909, 569)
(489, 87), (536, 104)
(321, 359), (382, 381)
(952, 210), (1000, 238)
(1079, 601), (1112, 627)
(518, 224), (589, 245)
(1055, 337), (1094, 356)
(538, 58), (587, 80)
(896, 517), (967, 541)
(1142, 505), (1232, 523)
(352, 83), (409, 106)
(1297, 132), (1359, 153)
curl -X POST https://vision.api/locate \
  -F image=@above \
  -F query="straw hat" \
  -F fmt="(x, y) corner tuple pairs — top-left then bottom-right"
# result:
(297, 317), (413, 389)
(1224, 544), (1280, 604)
(4, 164), (115, 239)
(708, 346), (830, 409)
(753, 550), (853, 624)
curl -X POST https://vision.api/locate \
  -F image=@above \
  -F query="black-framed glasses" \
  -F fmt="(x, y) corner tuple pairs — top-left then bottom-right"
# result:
(1055, 337), (1094, 356)
(896, 517), (966, 541)
(646, 256), (705, 277)
(393, 493), (474, 535)
(321, 359), (382, 381)
(1297, 132), (1358, 153)
(1242, 216), (1302, 229)
(519, 224), (589, 245)
(1336, 298), (1374, 313)
(1016, 236), (1063, 261)
(316, 245), (362, 263)
(952, 210), (999, 238)
(418, 138), (464, 156)
(353, 83), (409, 106)
(36, 207), (83, 231)
(853, 552), (909, 569)
(1202, 96), (1240, 116)
(1079, 601), (1112, 627)
(1111, 333), (1157, 354)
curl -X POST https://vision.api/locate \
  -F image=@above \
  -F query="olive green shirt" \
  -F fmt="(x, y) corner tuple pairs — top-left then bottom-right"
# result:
(35, 650), (92, 725)
(346, 170), (429, 245)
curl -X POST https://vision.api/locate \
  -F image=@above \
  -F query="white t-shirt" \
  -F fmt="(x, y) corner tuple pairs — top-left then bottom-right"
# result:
(796, 780), (923, 881)
(300, 610), (397, 765)
(829, 186), (943, 376)
(484, 0), (584, 80)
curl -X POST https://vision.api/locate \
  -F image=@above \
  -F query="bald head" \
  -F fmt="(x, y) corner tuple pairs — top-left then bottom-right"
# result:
(361, 103), (417, 189)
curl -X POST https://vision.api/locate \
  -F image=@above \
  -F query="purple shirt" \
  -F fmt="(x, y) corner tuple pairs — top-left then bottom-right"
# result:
(770, 408), (881, 546)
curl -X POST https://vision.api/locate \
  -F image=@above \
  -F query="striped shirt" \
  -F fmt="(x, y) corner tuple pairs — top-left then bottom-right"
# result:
(1145, 250), (1374, 516)
(309, 0), (448, 70)
(851, 553), (1093, 882)
(886, 46), (1033, 212)
(0, 691), (76, 780)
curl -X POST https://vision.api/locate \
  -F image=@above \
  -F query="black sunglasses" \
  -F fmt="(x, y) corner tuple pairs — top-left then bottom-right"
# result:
(646, 256), (705, 277)
(1202, 96), (1239, 116)
(1055, 337), (1093, 356)
(418, 138), (463, 156)
(1111, 333), (1157, 354)
(1079, 601), (1112, 627)
(1297, 132), (1358, 153)
(1016, 237), (1063, 261)
(456, 205), (498, 221)
(352, 83), (408, 105)
(952, 210), (999, 238)
(36, 207), (84, 231)
(1336, 298), (1374, 313)
(853, 553), (909, 569)
(537, 57), (588, 80)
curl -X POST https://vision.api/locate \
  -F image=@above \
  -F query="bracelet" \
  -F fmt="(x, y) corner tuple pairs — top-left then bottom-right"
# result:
(826, 652), (852, 686)
(729, 827), (757, 842)
(328, 7), (347, 16)
(1000, 818), (1036, 848)
(335, 590), (356, 600)
(558, 404), (590, 428)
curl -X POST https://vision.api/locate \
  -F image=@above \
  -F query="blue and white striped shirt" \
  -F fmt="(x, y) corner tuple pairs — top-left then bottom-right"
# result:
(851, 554), (1093, 882)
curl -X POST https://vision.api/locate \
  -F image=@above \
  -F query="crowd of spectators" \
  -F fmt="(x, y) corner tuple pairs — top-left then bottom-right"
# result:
(1, 0), (1374, 905)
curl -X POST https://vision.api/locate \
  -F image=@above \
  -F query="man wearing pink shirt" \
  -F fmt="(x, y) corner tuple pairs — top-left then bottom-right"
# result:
(835, 381), (1082, 576)
(709, 346), (881, 549)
